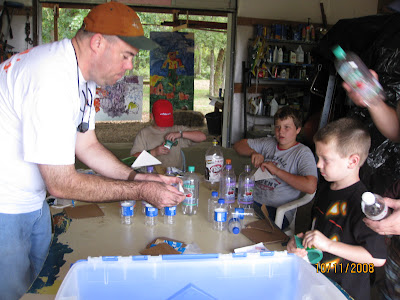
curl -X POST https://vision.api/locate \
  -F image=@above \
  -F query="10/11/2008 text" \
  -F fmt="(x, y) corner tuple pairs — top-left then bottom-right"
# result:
(316, 263), (374, 274)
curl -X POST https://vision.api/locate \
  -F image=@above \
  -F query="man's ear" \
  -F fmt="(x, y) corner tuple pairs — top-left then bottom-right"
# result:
(348, 154), (360, 169)
(89, 33), (105, 54)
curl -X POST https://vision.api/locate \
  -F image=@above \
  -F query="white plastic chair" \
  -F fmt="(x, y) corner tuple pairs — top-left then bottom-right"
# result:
(274, 192), (316, 236)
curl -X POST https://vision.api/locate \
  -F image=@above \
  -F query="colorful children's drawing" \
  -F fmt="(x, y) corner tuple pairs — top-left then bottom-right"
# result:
(95, 76), (143, 121)
(150, 32), (194, 111)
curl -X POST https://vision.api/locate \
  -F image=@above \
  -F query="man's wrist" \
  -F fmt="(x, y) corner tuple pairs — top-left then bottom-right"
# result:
(179, 130), (183, 138)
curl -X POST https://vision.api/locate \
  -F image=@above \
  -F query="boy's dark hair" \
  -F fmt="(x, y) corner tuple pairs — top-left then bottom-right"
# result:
(274, 106), (302, 128)
(313, 117), (371, 165)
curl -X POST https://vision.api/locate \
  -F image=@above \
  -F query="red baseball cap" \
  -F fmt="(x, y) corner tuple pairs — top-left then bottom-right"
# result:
(152, 99), (174, 127)
(83, 2), (158, 50)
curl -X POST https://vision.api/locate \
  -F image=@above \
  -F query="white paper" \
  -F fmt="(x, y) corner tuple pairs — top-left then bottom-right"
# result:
(254, 167), (274, 181)
(131, 150), (162, 168)
(234, 242), (269, 253)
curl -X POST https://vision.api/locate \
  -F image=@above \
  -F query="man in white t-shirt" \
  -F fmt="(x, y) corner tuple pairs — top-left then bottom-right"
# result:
(0, 3), (184, 299)
(130, 99), (206, 169)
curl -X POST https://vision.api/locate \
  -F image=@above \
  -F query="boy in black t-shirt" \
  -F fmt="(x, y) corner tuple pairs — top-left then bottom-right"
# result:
(287, 118), (387, 300)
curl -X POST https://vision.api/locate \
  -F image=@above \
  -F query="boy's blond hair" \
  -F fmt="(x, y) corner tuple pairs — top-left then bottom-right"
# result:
(313, 118), (371, 166)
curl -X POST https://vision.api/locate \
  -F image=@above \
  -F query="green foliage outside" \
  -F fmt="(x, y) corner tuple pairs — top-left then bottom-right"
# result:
(41, 8), (225, 116)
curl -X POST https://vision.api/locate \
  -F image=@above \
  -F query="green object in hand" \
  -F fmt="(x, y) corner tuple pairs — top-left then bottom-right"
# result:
(121, 156), (136, 167)
(294, 235), (323, 264)
(164, 139), (178, 149)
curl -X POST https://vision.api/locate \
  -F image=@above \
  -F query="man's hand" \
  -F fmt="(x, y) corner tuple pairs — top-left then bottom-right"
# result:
(363, 197), (400, 236)
(251, 152), (264, 168)
(165, 132), (180, 142)
(153, 144), (170, 156)
(139, 181), (185, 209)
(302, 230), (332, 252)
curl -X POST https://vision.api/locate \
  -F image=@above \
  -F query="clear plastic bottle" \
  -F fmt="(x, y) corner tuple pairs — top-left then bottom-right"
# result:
(228, 212), (242, 234)
(208, 191), (219, 223)
(332, 45), (386, 106)
(164, 206), (177, 225)
(229, 207), (254, 220)
(219, 164), (236, 209)
(142, 166), (155, 215)
(145, 204), (158, 226)
(182, 166), (200, 215)
(205, 139), (224, 191)
(361, 192), (391, 221)
(213, 198), (228, 231)
(237, 165), (255, 211)
(120, 200), (135, 225)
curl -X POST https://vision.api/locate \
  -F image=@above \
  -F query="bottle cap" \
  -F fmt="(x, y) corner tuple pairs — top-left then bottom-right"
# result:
(211, 191), (218, 197)
(226, 159), (232, 165)
(232, 227), (240, 234)
(332, 45), (346, 60)
(362, 192), (376, 205)
(147, 165), (154, 172)
(226, 164), (232, 170)
(218, 198), (225, 204)
(188, 166), (195, 172)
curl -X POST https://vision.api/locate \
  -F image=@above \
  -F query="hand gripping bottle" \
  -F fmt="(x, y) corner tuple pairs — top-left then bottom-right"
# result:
(361, 192), (391, 221)
(213, 198), (228, 231)
(208, 191), (219, 223)
(142, 165), (155, 215)
(332, 45), (385, 106)
(237, 164), (255, 210)
(182, 166), (199, 215)
(120, 200), (135, 225)
(205, 139), (224, 190)
(219, 164), (236, 209)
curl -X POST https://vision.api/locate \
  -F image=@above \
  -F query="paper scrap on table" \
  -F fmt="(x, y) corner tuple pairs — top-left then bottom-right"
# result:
(234, 242), (269, 253)
(131, 150), (162, 169)
(254, 167), (274, 181)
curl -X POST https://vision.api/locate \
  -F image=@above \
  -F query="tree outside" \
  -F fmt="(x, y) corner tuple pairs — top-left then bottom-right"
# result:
(41, 8), (227, 121)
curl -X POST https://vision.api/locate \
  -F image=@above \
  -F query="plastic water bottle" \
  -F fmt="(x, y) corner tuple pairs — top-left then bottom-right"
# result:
(361, 192), (391, 221)
(164, 206), (177, 225)
(120, 200), (135, 225)
(208, 191), (219, 223)
(213, 198), (228, 231)
(219, 164), (236, 208)
(229, 207), (254, 220)
(332, 45), (386, 106)
(145, 204), (158, 226)
(228, 213), (242, 234)
(142, 166), (155, 215)
(238, 165), (255, 210)
(182, 166), (199, 215)
(205, 139), (224, 190)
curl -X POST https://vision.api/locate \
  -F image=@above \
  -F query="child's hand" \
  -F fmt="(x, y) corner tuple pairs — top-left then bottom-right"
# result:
(287, 233), (307, 258)
(260, 161), (279, 176)
(251, 152), (264, 168)
(303, 230), (331, 252)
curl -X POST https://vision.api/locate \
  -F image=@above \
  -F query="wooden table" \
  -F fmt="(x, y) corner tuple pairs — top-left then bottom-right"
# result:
(22, 182), (285, 299)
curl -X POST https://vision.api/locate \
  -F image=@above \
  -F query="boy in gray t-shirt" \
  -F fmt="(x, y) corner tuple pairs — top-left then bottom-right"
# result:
(234, 106), (318, 227)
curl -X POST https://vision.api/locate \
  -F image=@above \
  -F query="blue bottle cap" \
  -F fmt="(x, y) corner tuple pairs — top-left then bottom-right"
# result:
(211, 191), (218, 197)
(188, 166), (195, 172)
(218, 198), (225, 204)
(232, 227), (240, 234)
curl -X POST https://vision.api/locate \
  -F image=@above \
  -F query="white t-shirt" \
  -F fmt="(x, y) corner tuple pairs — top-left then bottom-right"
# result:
(0, 39), (96, 213)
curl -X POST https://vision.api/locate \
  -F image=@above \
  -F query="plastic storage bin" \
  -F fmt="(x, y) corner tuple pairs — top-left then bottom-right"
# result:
(55, 252), (346, 300)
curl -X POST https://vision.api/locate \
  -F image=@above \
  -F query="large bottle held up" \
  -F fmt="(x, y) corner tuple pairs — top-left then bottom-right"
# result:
(237, 164), (255, 210)
(361, 192), (391, 221)
(182, 166), (200, 215)
(332, 45), (386, 106)
(205, 138), (224, 190)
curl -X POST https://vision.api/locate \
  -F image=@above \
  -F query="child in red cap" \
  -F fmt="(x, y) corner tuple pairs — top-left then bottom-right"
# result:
(130, 99), (206, 169)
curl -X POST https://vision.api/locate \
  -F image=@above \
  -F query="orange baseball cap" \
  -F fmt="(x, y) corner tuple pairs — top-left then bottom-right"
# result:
(83, 2), (158, 50)
(152, 99), (174, 127)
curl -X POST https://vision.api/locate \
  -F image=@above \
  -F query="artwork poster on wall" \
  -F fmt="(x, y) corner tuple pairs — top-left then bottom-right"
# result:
(94, 75), (143, 121)
(150, 32), (194, 111)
